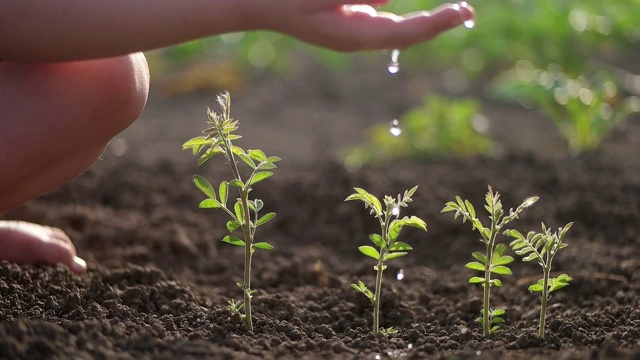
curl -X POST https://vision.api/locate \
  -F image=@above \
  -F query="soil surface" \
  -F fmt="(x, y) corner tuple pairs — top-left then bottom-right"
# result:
(1, 56), (639, 359)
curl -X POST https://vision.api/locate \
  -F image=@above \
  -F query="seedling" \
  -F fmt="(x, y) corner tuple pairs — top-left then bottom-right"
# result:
(506, 222), (573, 339)
(441, 186), (538, 336)
(182, 92), (281, 331)
(346, 186), (427, 335)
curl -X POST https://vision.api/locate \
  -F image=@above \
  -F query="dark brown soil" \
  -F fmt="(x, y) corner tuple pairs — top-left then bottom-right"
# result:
(1, 57), (639, 359)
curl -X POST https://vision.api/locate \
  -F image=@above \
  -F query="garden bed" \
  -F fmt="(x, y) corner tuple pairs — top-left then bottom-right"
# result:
(1, 58), (639, 359)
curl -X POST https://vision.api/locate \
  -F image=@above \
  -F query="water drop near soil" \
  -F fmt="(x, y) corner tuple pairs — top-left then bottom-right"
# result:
(387, 49), (400, 74)
(389, 119), (402, 136)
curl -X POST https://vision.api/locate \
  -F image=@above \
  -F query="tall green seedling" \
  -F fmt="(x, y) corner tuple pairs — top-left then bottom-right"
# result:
(346, 186), (427, 335)
(183, 92), (281, 331)
(441, 186), (538, 336)
(506, 222), (573, 339)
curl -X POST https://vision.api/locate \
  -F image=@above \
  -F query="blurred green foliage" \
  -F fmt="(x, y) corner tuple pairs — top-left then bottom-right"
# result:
(343, 95), (494, 171)
(492, 61), (640, 154)
(154, 0), (639, 159)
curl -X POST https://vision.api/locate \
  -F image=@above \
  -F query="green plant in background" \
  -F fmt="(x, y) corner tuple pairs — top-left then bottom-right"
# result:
(442, 186), (538, 336)
(492, 60), (640, 155)
(183, 92), (281, 331)
(343, 95), (493, 170)
(506, 222), (573, 339)
(346, 186), (427, 335)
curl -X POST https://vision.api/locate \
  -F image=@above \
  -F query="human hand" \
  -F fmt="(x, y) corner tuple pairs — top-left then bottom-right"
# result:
(246, 0), (475, 52)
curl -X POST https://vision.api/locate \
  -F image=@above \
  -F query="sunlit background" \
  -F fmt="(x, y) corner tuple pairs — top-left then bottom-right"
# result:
(131, 0), (639, 166)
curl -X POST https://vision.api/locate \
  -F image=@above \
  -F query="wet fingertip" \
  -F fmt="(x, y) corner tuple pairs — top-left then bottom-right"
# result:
(71, 256), (87, 274)
(457, 1), (475, 21)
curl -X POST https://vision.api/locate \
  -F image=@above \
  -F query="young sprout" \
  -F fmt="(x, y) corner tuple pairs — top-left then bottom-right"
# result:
(506, 222), (573, 339)
(182, 91), (281, 332)
(441, 186), (538, 336)
(346, 186), (427, 335)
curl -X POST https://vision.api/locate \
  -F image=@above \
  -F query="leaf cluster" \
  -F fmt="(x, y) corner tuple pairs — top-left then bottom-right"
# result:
(506, 222), (573, 294)
(441, 187), (539, 243)
(182, 92), (280, 253)
(474, 308), (506, 335)
(345, 186), (427, 263)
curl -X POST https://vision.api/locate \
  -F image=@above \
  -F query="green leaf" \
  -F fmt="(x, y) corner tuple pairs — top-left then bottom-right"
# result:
(491, 309), (506, 317)
(199, 199), (221, 209)
(390, 241), (413, 251)
(226, 220), (240, 233)
(193, 175), (216, 199)
(400, 216), (428, 232)
(219, 181), (229, 207)
(388, 221), (402, 242)
(465, 262), (486, 271)
(222, 235), (245, 247)
(549, 281), (570, 293)
(252, 199), (264, 212)
(555, 274), (573, 283)
(494, 243), (506, 257)
(528, 284), (544, 292)
(249, 171), (273, 186)
(182, 136), (212, 155)
(491, 317), (505, 324)
(490, 279), (502, 287)
(252, 242), (274, 251)
(234, 201), (244, 222)
(256, 212), (276, 226)
(248, 149), (267, 162)
(384, 252), (408, 261)
(471, 252), (489, 265)
(238, 153), (256, 169)
(229, 179), (244, 188)
(369, 234), (385, 248)
(493, 255), (515, 266)
(358, 246), (380, 260)
(346, 188), (382, 215)
(490, 266), (512, 275)
(490, 326), (500, 334)
(468, 276), (485, 284)
(198, 147), (223, 165)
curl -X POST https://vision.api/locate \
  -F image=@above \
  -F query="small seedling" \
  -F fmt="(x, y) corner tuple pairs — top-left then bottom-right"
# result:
(183, 91), (281, 331)
(506, 222), (573, 339)
(441, 186), (538, 336)
(346, 186), (427, 335)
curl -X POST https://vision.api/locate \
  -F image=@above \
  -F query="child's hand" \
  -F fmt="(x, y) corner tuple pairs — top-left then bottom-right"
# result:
(248, 0), (475, 51)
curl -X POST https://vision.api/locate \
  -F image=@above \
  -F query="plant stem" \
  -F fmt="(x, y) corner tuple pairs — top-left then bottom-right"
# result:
(539, 266), (550, 339)
(482, 223), (498, 337)
(223, 138), (254, 332)
(372, 256), (385, 335)
(240, 191), (254, 332)
(483, 242), (492, 337)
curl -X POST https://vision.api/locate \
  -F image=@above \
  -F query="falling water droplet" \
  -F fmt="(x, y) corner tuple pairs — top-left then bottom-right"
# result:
(387, 49), (400, 74)
(396, 269), (405, 281)
(389, 119), (402, 136)
(464, 18), (475, 29)
(374, 354), (382, 360)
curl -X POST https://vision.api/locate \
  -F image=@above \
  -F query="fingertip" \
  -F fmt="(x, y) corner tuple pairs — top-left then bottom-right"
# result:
(70, 256), (87, 274)
(458, 1), (475, 22)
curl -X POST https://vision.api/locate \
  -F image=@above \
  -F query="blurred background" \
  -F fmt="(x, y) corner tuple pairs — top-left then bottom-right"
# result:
(114, 0), (640, 168)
